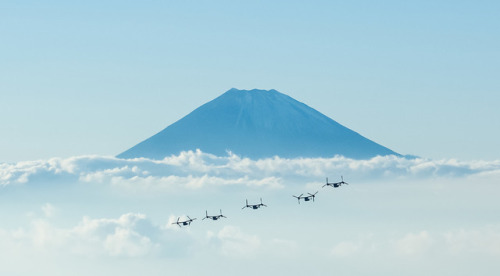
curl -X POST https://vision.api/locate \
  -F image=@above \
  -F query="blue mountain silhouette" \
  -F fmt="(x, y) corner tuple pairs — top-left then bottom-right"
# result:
(118, 88), (400, 159)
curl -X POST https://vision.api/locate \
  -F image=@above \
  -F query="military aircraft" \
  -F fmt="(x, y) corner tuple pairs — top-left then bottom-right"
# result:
(293, 191), (318, 204)
(172, 216), (196, 227)
(202, 209), (227, 220)
(242, 198), (267, 209)
(323, 176), (348, 188)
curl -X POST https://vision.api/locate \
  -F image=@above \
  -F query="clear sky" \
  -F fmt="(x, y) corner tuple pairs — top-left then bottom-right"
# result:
(1, 0), (499, 162)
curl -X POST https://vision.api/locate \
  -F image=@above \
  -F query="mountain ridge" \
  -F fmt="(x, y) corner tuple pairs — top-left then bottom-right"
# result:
(118, 88), (401, 159)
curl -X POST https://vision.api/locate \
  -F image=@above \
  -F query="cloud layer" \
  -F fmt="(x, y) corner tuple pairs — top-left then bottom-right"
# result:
(4, 206), (500, 262)
(8, 210), (186, 258)
(1, 150), (499, 189)
(1, 151), (499, 275)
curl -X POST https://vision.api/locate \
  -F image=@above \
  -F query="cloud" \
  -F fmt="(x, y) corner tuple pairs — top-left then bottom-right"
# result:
(330, 233), (379, 258)
(70, 213), (161, 257)
(2, 151), (499, 275)
(41, 203), (57, 218)
(331, 240), (363, 257)
(9, 209), (168, 258)
(444, 226), (500, 256)
(108, 175), (284, 192)
(103, 226), (156, 257)
(328, 227), (500, 260)
(212, 226), (262, 258)
(3, 207), (290, 260)
(394, 231), (434, 255)
(1, 151), (499, 191)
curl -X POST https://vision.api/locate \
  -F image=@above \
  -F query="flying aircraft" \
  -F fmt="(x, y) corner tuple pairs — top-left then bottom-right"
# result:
(242, 198), (267, 209)
(202, 209), (227, 220)
(293, 191), (318, 204)
(323, 176), (349, 188)
(172, 216), (196, 227)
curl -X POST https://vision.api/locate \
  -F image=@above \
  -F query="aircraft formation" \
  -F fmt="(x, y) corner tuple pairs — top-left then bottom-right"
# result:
(172, 176), (348, 227)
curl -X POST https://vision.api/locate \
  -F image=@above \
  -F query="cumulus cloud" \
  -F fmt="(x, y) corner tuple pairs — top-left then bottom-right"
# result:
(70, 213), (161, 257)
(1, 151), (499, 190)
(3, 207), (295, 260)
(9, 209), (168, 258)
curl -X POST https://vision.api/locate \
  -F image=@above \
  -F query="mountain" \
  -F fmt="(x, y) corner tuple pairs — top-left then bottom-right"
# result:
(117, 88), (400, 159)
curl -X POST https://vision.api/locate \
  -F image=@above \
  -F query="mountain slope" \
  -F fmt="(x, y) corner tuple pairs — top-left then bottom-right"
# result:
(118, 88), (400, 159)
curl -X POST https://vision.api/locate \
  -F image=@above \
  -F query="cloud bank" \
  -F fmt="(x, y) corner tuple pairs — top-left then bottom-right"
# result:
(1, 150), (499, 189)
(4, 206), (500, 261)
(1, 151), (499, 275)
(8, 211), (184, 258)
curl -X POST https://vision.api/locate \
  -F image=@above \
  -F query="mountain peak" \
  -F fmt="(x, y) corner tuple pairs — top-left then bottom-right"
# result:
(222, 88), (283, 99)
(227, 88), (278, 93)
(118, 88), (400, 159)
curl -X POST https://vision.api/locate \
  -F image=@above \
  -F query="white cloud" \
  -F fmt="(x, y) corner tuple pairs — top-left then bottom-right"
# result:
(394, 231), (433, 255)
(330, 233), (378, 258)
(10, 211), (166, 258)
(104, 227), (156, 257)
(215, 226), (262, 258)
(444, 226), (500, 256)
(328, 227), (500, 260)
(41, 203), (57, 218)
(2, 151), (500, 275)
(108, 175), (283, 192)
(1, 151), (499, 190)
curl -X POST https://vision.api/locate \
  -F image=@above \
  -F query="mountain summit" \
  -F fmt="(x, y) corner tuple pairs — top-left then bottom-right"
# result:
(118, 88), (400, 159)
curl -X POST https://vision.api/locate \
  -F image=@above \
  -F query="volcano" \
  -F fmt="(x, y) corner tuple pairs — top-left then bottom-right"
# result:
(118, 88), (400, 159)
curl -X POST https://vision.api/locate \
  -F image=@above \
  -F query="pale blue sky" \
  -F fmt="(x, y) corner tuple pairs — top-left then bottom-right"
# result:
(2, 3), (500, 274)
(1, 0), (499, 162)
